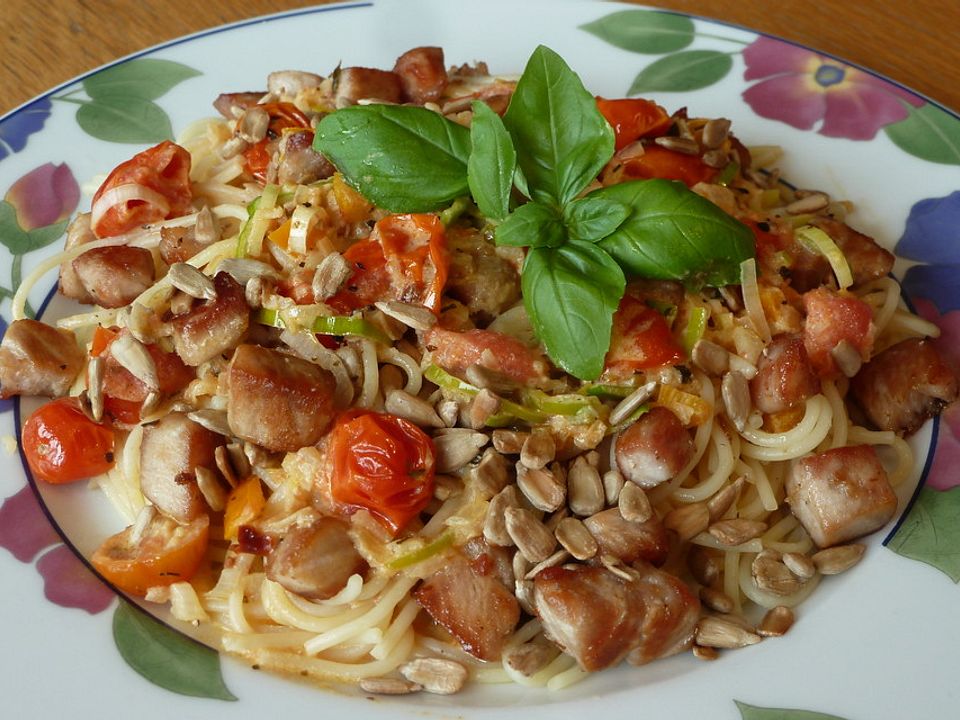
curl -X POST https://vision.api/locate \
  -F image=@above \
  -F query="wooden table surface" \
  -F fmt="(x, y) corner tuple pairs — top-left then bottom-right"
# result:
(2, 0), (959, 117)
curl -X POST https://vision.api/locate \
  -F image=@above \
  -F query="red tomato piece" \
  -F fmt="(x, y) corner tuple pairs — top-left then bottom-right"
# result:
(622, 145), (717, 187)
(243, 102), (311, 181)
(425, 326), (545, 386)
(605, 295), (684, 375)
(596, 97), (672, 151)
(91, 512), (209, 596)
(22, 398), (116, 484)
(802, 287), (874, 378)
(329, 410), (436, 536)
(326, 239), (391, 312)
(91, 141), (192, 238)
(374, 213), (449, 313)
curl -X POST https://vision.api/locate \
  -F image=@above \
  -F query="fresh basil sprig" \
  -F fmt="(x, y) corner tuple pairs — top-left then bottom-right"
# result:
(312, 44), (754, 380)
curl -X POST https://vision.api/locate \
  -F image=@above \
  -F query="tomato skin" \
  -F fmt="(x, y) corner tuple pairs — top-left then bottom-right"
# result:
(22, 398), (116, 484)
(92, 513), (209, 596)
(242, 102), (311, 181)
(622, 145), (717, 187)
(605, 295), (684, 375)
(91, 141), (192, 238)
(596, 97), (672, 151)
(330, 410), (436, 536)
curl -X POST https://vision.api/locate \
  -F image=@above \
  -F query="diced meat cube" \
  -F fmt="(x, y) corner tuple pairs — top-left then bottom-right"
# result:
(212, 92), (264, 119)
(786, 445), (897, 548)
(802, 287), (874, 378)
(615, 406), (694, 488)
(750, 334), (821, 415)
(101, 330), (195, 403)
(414, 550), (520, 661)
(813, 218), (894, 286)
(159, 225), (208, 265)
(226, 344), (338, 452)
(140, 413), (222, 524)
(393, 46), (447, 104)
(444, 228), (521, 322)
(335, 67), (403, 105)
(582, 508), (670, 566)
(533, 564), (699, 672)
(851, 337), (958, 436)
(461, 536), (515, 589)
(276, 130), (335, 186)
(59, 213), (96, 304)
(170, 272), (249, 366)
(266, 517), (367, 600)
(72, 246), (155, 308)
(0, 319), (84, 398)
(425, 326), (547, 387)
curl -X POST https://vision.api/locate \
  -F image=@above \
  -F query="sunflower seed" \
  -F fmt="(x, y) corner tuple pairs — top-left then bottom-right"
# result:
(599, 553), (637, 582)
(110, 333), (159, 391)
(515, 578), (536, 615)
(699, 586), (735, 614)
(567, 456), (605, 516)
(465, 363), (520, 395)
(374, 300), (436, 331)
(692, 645), (720, 661)
(520, 430), (556, 470)
(484, 485), (520, 547)
(781, 552), (817, 580)
(503, 642), (555, 677)
(492, 429), (528, 454)
(695, 615), (762, 649)
(385, 389), (444, 428)
(786, 192), (829, 214)
(467, 388), (501, 429)
(707, 476), (745, 521)
(217, 258), (280, 285)
(433, 429), (489, 473)
(708, 518), (768, 546)
(811, 544), (865, 575)
(399, 658), (467, 695)
(168, 263), (217, 301)
(524, 549), (571, 579)
(126, 302), (160, 344)
(468, 448), (510, 497)
(516, 463), (566, 512)
(194, 205), (220, 245)
(436, 399), (460, 428)
(757, 605), (795, 637)
(220, 135), (249, 159)
(688, 546), (722, 586)
(187, 409), (231, 436)
(238, 106), (270, 143)
(692, 339), (730, 376)
(555, 516), (598, 560)
(608, 381), (657, 426)
(195, 466), (227, 512)
(214, 445), (240, 488)
(654, 135), (700, 155)
(307, 252), (351, 301)
(830, 340), (863, 378)
(664, 502), (711, 541)
(602, 469), (625, 505)
(505, 507), (557, 563)
(359, 677), (422, 695)
(86, 355), (105, 422)
(751, 553), (803, 595)
(721, 370), (751, 432)
(701, 117), (731, 149)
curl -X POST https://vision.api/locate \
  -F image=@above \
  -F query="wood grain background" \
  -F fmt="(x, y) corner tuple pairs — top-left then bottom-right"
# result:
(2, 0), (958, 116)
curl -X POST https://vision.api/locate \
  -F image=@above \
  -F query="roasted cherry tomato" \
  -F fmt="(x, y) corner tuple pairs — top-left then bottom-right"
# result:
(596, 97), (672, 151)
(91, 512), (209, 596)
(374, 213), (449, 313)
(326, 239), (391, 312)
(330, 410), (436, 536)
(22, 398), (116, 484)
(622, 144), (718, 187)
(91, 141), (192, 238)
(243, 102), (311, 181)
(605, 295), (684, 375)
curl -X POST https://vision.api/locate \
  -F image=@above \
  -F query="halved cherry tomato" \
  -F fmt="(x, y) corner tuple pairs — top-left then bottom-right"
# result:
(91, 512), (209, 596)
(22, 398), (116, 484)
(91, 141), (192, 238)
(374, 213), (449, 313)
(223, 477), (266, 541)
(605, 295), (684, 376)
(622, 145), (717, 187)
(330, 410), (435, 536)
(802, 287), (874, 378)
(243, 102), (311, 181)
(596, 97), (672, 151)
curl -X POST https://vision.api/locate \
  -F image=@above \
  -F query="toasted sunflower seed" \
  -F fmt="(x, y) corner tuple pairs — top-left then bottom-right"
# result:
(708, 518), (768, 547)
(602, 469), (625, 505)
(721, 370), (751, 432)
(517, 463), (566, 512)
(567, 456), (605, 516)
(238, 106), (270, 143)
(110, 333), (159, 391)
(785, 192), (829, 214)
(664, 502), (711, 541)
(695, 615), (762, 649)
(187, 409), (232, 436)
(599, 553), (637, 582)
(520, 430), (556, 470)
(399, 658), (467, 695)
(701, 118), (731, 149)
(86, 355), (105, 423)
(467, 388), (501, 429)
(707, 476), (745, 521)
(484, 485), (520, 547)
(385, 388), (444, 428)
(555, 516), (599, 560)
(168, 262), (217, 301)
(312, 252), (353, 301)
(688, 545), (722, 587)
(492, 429), (529, 454)
(194, 205), (220, 245)
(699, 586), (736, 614)
(692, 339), (730, 376)
(752, 554), (803, 596)
(524, 549), (571, 579)
(515, 578), (536, 615)
(374, 300), (436, 331)
(220, 135), (249, 159)
(468, 448), (510, 497)
(618, 482), (653, 523)
(465, 363), (520, 395)
(505, 506), (557, 563)
(436, 399), (460, 428)
(609, 381), (657, 426)
(692, 645), (720, 661)
(655, 135), (700, 155)
(781, 551), (817, 580)
(359, 677), (422, 695)
(503, 642), (555, 677)
(811, 544), (865, 575)
(214, 445), (240, 488)
(217, 258), (280, 285)
(757, 605), (795, 637)
(433, 429), (489, 473)
(195, 466), (227, 512)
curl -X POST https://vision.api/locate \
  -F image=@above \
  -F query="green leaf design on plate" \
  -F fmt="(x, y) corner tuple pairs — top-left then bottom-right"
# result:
(83, 58), (201, 101)
(887, 485), (960, 581)
(76, 95), (173, 144)
(580, 10), (695, 54)
(735, 700), (849, 719)
(885, 103), (960, 165)
(629, 50), (733, 94)
(0, 200), (68, 255)
(113, 601), (237, 701)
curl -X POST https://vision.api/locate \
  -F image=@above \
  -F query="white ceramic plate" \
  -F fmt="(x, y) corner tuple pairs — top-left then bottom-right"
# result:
(2, 1), (959, 718)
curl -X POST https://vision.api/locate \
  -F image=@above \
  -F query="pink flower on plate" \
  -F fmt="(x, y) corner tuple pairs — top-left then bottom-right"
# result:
(0, 485), (114, 614)
(741, 36), (924, 140)
(4, 162), (80, 231)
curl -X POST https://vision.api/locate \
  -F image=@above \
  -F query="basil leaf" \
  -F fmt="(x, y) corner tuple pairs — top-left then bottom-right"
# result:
(468, 101), (517, 221)
(564, 196), (630, 242)
(522, 241), (625, 380)
(314, 105), (470, 212)
(596, 179), (754, 287)
(503, 45), (614, 208)
(495, 202), (566, 249)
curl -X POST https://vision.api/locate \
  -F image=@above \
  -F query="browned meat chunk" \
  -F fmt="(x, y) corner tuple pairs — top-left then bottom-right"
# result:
(159, 225), (208, 265)
(582, 508), (670, 566)
(615, 406), (694, 488)
(213, 92), (264, 119)
(170, 272), (249, 366)
(445, 228), (521, 322)
(462, 536), (514, 589)
(72, 246), (154, 308)
(786, 445), (897, 548)
(393, 46), (447, 104)
(813, 218), (894, 285)
(140, 413), (222, 524)
(335, 67), (403, 105)
(101, 330), (195, 403)
(533, 564), (699, 672)
(750, 334), (821, 415)
(851, 337), (958, 436)
(266, 517), (367, 600)
(0, 319), (84, 398)
(226, 344), (338, 452)
(276, 130), (335, 186)
(59, 213), (96, 304)
(414, 550), (520, 661)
